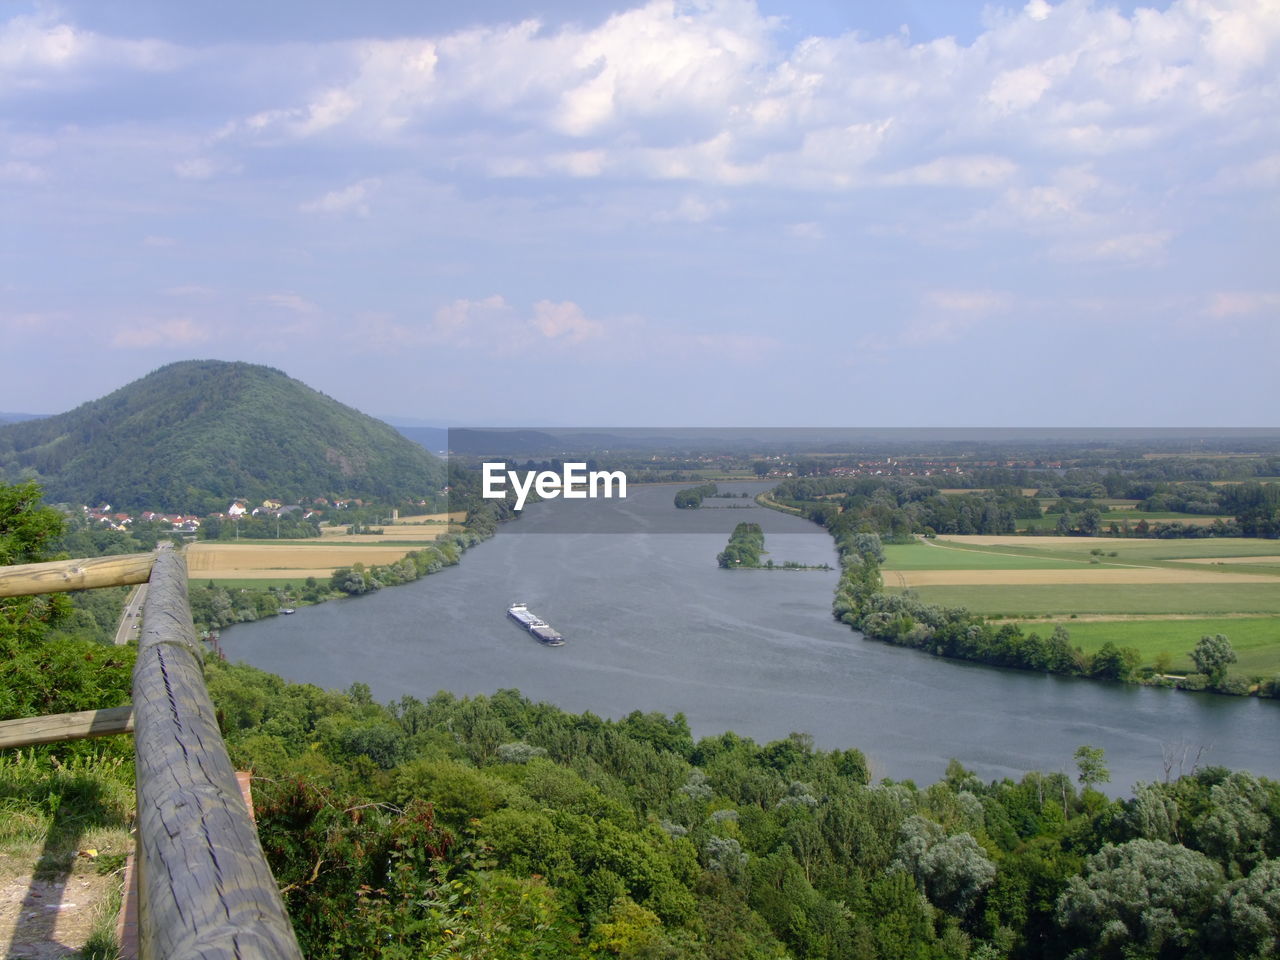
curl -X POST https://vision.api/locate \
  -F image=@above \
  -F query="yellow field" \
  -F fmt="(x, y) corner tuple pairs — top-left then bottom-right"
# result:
(187, 542), (423, 579)
(316, 513), (464, 540)
(894, 568), (1278, 587)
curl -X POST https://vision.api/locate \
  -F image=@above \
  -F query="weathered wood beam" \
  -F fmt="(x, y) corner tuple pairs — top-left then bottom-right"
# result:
(0, 705), (135, 750)
(0, 553), (155, 598)
(134, 550), (302, 960)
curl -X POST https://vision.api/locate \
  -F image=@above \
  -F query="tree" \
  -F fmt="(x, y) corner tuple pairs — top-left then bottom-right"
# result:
(891, 815), (996, 915)
(0, 480), (68, 642)
(1214, 858), (1280, 957)
(853, 532), (885, 564)
(1074, 745), (1110, 791)
(0, 481), (134, 720)
(1090, 642), (1140, 682)
(1191, 634), (1237, 686)
(1055, 839), (1222, 958)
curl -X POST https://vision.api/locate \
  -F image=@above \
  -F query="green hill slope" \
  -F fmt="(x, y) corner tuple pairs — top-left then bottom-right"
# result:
(0, 360), (444, 511)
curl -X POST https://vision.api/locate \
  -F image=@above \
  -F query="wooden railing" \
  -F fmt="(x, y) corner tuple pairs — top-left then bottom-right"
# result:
(0, 550), (303, 960)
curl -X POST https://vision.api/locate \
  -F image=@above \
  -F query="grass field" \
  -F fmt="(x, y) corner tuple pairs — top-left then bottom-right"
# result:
(881, 536), (1280, 677)
(885, 582), (1280, 617)
(882, 544), (1092, 571)
(202, 577), (302, 590)
(1054, 618), (1280, 676)
(932, 535), (1280, 563)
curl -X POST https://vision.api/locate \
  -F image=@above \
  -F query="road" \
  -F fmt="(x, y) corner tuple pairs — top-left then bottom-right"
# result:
(113, 582), (147, 645)
(112, 543), (172, 645)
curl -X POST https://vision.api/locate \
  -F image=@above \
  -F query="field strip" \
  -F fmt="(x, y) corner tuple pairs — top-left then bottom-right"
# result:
(281, 533), (448, 544)
(1005, 613), (1269, 623)
(199, 568), (373, 579)
(897, 568), (1279, 586)
(921, 537), (1145, 567)
(1171, 555), (1280, 565)
(187, 542), (418, 576)
(935, 535), (1130, 547)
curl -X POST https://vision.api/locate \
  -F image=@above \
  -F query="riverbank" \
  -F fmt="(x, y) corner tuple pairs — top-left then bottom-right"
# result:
(761, 503), (1280, 699)
(190, 506), (506, 634)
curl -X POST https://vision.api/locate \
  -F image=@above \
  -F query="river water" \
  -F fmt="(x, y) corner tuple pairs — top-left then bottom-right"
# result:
(220, 482), (1280, 793)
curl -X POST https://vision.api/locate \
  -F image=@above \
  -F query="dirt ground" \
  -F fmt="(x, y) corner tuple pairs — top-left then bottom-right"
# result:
(0, 856), (117, 959)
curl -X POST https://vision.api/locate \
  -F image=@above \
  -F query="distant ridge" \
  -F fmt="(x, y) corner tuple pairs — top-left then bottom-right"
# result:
(0, 360), (444, 511)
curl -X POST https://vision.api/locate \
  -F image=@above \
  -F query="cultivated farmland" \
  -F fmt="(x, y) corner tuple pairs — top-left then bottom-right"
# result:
(186, 516), (462, 580)
(882, 536), (1280, 675)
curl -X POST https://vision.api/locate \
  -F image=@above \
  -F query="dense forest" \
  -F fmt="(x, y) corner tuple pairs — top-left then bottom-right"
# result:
(202, 665), (1280, 960)
(0, 360), (446, 513)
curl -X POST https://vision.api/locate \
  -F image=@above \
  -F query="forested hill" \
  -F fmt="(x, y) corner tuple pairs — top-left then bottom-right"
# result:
(0, 360), (444, 511)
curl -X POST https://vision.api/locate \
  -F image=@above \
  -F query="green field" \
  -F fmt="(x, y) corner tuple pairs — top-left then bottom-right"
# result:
(887, 582), (1280, 617)
(882, 543), (1106, 570)
(934, 536), (1280, 565)
(200, 577), (301, 591)
(1058, 618), (1280, 677)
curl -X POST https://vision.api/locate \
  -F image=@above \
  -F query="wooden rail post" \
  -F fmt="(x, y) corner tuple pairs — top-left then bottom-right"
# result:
(0, 705), (134, 750)
(133, 550), (302, 960)
(0, 553), (154, 598)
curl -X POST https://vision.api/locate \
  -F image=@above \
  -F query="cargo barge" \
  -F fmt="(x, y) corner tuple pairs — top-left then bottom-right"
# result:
(507, 602), (565, 646)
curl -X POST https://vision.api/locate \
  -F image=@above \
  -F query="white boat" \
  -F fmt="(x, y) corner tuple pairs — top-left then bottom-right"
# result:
(507, 602), (564, 645)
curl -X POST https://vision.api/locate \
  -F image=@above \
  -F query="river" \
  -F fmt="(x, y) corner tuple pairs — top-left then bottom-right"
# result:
(220, 481), (1280, 793)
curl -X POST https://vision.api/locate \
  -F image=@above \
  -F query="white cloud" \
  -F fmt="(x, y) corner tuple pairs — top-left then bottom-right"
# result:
(1, 312), (53, 332)
(1206, 292), (1280, 318)
(111, 318), (211, 348)
(0, 160), (44, 182)
(897, 314), (980, 346)
(653, 194), (727, 222)
(215, 0), (1278, 181)
(531, 300), (601, 342)
(1054, 230), (1171, 263)
(174, 157), (241, 180)
(299, 178), (380, 215)
(433, 295), (509, 336)
(786, 221), (824, 240)
(259, 293), (318, 313)
(0, 12), (176, 88)
(883, 155), (1018, 188)
(1213, 152), (1280, 190)
(923, 290), (1012, 313)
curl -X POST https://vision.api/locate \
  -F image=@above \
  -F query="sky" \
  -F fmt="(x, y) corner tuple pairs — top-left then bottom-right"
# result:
(1, 0), (1277, 426)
